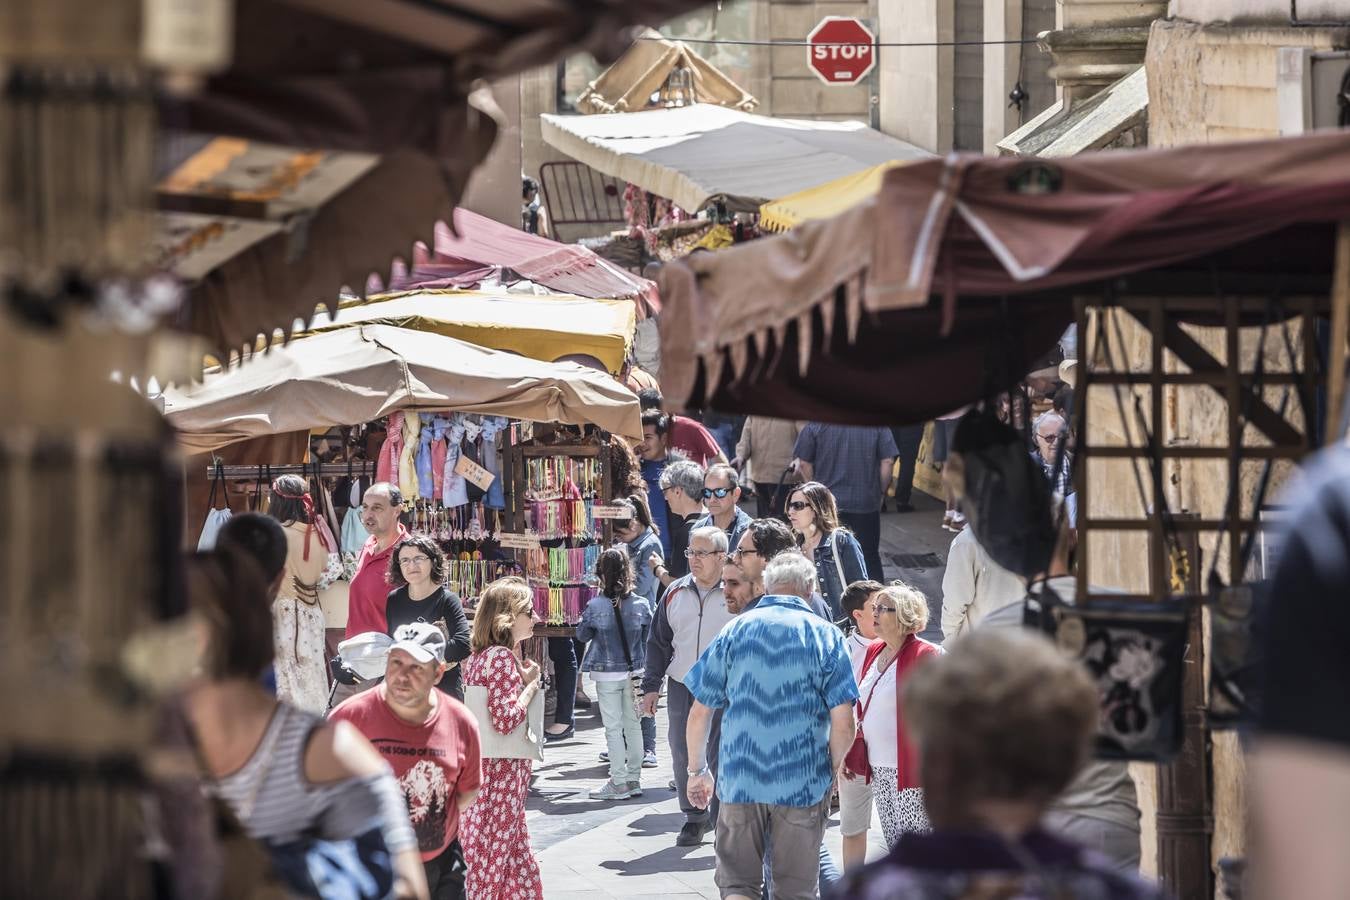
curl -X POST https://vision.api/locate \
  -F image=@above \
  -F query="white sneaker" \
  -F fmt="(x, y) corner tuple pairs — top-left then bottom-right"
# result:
(627, 781), (643, 796)
(642, 750), (658, 768)
(599, 750), (609, 762)
(589, 780), (634, 800)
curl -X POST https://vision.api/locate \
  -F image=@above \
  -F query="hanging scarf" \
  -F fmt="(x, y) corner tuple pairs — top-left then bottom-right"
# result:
(415, 413), (444, 499)
(426, 415), (452, 498)
(376, 411), (405, 485)
(271, 478), (336, 561)
(398, 412), (421, 500)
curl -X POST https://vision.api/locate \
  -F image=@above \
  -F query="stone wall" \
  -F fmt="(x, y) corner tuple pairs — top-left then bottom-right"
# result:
(1146, 18), (1350, 146)
(763, 0), (878, 121)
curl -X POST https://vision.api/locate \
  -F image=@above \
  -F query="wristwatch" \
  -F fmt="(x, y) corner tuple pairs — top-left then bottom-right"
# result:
(687, 764), (710, 778)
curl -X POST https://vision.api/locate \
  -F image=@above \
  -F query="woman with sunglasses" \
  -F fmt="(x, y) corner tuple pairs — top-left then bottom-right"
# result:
(785, 481), (867, 620)
(844, 582), (942, 848)
(460, 577), (545, 899)
(385, 533), (473, 700)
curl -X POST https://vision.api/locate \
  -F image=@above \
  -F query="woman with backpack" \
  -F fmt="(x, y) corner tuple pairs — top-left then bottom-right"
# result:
(786, 481), (867, 620)
(576, 548), (653, 801)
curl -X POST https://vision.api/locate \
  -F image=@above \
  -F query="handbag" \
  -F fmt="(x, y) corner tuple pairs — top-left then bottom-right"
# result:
(197, 463), (234, 550)
(610, 594), (648, 719)
(843, 651), (892, 784)
(464, 655), (544, 761)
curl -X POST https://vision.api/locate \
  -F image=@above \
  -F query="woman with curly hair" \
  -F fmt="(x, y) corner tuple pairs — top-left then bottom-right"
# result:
(460, 577), (544, 900)
(385, 533), (472, 700)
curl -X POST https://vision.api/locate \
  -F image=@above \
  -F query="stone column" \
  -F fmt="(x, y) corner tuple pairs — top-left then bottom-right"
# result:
(1047, 0), (1165, 107)
(878, 0), (954, 152)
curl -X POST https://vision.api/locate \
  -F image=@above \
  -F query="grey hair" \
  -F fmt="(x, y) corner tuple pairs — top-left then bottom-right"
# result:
(1033, 410), (1066, 432)
(688, 525), (729, 554)
(660, 459), (707, 501)
(763, 550), (817, 600)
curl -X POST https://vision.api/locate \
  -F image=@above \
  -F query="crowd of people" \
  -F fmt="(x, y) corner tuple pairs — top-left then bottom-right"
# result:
(161, 367), (1178, 900)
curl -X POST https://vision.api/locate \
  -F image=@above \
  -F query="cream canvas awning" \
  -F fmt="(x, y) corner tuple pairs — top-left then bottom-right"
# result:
(164, 324), (643, 452)
(575, 28), (756, 114)
(540, 103), (929, 213)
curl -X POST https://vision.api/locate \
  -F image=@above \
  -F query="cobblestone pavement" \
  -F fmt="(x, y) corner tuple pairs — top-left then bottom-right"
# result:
(526, 496), (954, 898)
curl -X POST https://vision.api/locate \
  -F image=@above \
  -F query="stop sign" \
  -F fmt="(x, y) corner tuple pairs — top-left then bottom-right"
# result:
(807, 17), (876, 86)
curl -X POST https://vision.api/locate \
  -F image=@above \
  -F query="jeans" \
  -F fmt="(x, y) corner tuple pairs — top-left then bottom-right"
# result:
(667, 679), (721, 825)
(548, 637), (577, 727)
(642, 714), (656, 754)
(889, 424), (925, 506)
(596, 679), (644, 784)
(840, 511), (884, 581)
(760, 836), (841, 900)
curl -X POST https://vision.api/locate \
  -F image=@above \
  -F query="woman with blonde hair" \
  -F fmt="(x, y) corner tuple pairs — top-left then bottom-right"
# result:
(460, 577), (544, 899)
(843, 581), (942, 847)
(785, 480), (867, 619)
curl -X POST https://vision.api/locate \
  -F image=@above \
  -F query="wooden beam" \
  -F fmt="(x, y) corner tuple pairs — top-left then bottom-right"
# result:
(1325, 222), (1350, 443)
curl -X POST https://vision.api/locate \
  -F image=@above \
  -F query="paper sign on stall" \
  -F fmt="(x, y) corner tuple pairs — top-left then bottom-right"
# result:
(592, 504), (628, 519)
(454, 455), (496, 492)
(497, 532), (542, 550)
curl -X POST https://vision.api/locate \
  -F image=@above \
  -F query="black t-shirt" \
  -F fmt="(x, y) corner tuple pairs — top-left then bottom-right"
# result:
(385, 584), (473, 700)
(1259, 447), (1350, 748)
(667, 511), (703, 579)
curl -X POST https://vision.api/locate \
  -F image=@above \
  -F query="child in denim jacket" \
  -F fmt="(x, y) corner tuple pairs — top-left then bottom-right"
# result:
(577, 548), (653, 800)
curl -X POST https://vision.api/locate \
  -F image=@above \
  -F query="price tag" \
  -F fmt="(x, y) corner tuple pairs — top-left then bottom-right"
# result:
(592, 504), (628, 520)
(497, 532), (542, 550)
(454, 454), (496, 492)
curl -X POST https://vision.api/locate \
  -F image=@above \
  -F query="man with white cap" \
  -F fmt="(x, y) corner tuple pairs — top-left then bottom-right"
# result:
(330, 623), (482, 899)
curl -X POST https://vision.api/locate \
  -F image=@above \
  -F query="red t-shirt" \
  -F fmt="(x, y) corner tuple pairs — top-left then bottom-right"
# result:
(345, 527), (408, 639)
(330, 685), (482, 861)
(668, 416), (722, 466)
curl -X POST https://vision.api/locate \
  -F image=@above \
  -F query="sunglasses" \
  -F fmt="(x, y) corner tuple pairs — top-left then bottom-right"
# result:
(873, 605), (898, 615)
(702, 487), (735, 499)
(786, 501), (811, 512)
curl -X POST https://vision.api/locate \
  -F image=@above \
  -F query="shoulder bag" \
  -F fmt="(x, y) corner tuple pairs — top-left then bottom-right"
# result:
(464, 651), (544, 761)
(843, 648), (892, 784)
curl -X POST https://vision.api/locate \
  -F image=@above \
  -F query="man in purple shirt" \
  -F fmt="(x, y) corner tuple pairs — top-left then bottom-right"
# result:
(793, 424), (897, 581)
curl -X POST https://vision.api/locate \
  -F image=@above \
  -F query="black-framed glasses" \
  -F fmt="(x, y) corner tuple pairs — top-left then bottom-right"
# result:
(702, 486), (735, 499)
(730, 547), (760, 560)
(399, 555), (431, 567)
(1036, 432), (1064, 444)
(785, 501), (810, 512)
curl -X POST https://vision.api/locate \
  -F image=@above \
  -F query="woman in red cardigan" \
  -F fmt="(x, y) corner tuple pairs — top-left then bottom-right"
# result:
(844, 581), (943, 847)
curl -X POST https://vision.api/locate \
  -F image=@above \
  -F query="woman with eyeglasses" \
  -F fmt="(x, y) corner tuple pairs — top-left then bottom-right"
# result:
(785, 481), (868, 620)
(385, 533), (472, 700)
(460, 577), (545, 900)
(843, 582), (942, 849)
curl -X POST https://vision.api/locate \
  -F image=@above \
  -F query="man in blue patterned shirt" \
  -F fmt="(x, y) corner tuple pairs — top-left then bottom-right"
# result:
(684, 551), (858, 900)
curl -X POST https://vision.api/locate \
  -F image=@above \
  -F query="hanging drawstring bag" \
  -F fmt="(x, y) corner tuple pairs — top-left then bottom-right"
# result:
(197, 462), (233, 550)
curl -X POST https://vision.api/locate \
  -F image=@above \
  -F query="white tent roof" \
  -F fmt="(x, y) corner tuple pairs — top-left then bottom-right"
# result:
(540, 103), (929, 213)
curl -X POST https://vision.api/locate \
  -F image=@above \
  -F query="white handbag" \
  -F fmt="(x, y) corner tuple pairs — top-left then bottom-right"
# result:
(464, 681), (544, 762)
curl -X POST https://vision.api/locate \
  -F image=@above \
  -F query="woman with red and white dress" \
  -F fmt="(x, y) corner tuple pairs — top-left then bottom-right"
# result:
(845, 581), (944, 847)
(460, 577), (544, 900)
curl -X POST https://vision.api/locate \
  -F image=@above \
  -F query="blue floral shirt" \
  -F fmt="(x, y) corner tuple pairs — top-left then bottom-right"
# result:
(685, 593), (859, 807)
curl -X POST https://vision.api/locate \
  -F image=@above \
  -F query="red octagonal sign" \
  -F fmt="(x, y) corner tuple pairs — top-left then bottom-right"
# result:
(807, 17), (876, 86)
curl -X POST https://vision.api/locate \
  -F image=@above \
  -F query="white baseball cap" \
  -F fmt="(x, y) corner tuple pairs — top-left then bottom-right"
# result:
(390, 622), (447, 665)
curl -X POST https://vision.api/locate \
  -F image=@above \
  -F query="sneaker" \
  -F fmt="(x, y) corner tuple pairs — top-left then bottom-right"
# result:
(676, 820), (712, 847)
(642, 750), (658, 768)
(942, 511), (955, 532)
(589, 780), (634, 801)
(598, 750), (609, 762)
(627, 781), (643, 797)
(668, 779), (677, 791)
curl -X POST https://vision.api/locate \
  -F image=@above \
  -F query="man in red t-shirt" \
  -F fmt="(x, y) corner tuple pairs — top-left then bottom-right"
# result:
(346, 482), (410, 640)
(637, 389), (726, 467)
(331, 622), (482, 899)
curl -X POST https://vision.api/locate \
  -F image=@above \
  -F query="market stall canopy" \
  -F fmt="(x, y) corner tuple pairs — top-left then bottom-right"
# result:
(758, 160), (926, 233)
(305, 288), (637, 375)
(657, 130), (1350, 425)
(156, 137), (454, 356)
(540, 104), (929, 213)
(164, 323), (643, 453)
(386, 208), (660, 316)
(574, 28), (756, 115)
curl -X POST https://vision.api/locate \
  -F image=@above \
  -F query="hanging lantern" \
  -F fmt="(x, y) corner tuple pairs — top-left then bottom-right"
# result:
(660, 63), (696, 108)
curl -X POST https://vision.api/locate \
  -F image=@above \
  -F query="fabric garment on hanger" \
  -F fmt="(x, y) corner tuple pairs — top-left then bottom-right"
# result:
(376, 411), (405, 485)
(480, 416), (510, 510)
(442, 414), (470, 508)
(417, 414), (452, 500)
(397, 413), (422, 500)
